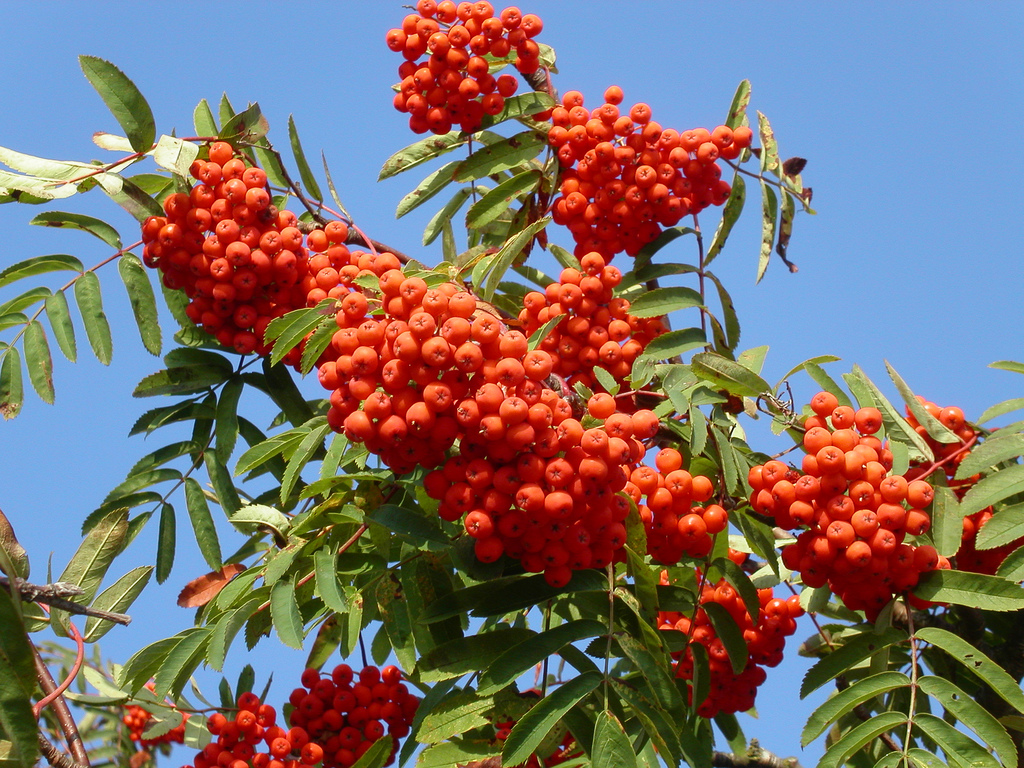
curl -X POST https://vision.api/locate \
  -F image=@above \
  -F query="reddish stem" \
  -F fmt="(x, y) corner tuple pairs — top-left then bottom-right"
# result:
(33, 607), (85, 717)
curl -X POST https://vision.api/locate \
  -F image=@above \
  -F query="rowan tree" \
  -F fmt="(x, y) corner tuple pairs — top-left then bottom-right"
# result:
(1, 6), (1024, 768)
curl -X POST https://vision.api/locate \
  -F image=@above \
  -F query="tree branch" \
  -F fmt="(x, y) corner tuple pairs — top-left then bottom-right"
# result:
(33, 642), (90, 767)
(712, 741), (802, 768)
(0, 575), (131, 625)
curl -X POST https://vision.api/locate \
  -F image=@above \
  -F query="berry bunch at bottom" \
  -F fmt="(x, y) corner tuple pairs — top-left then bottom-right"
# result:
(548, 86), (753, 260)
(751, 391), (949, 619)
(122, 685), (187, 750)
(140, 141), (314, 364)
(658, 567), (802, 718)
(185, 692), (291, 768)
(387, 1), (544, 134)
(285, 664), (418, 768)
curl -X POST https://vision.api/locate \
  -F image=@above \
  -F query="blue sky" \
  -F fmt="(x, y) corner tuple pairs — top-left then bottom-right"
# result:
(1, 2), (1023, 764)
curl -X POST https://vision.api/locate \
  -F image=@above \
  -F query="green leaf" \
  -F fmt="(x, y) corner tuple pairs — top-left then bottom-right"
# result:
(916, 627), (1024, 713)
(592, 710), (639, 768)
(706, 272), (741, 352)
(423, 187), (472, 246)
(215, 377), (243, 463)
(886, 361), (958, 444)
(79, 56), (155, 153)
(22, 320), (53, 404)
(957, 434), (1024, 479)
(118, 253), (161, 356)
(235, 431), (305, 477)
(0, 254), (83, 290)
(800, 671), (910, 746)
(616, 631), (685, 716)
(152, 135), (199, 178)
(918, 676), (1017, 768)
(501, 671), (602, 766)
(0, 635), (39, 768)
(288, 115), (323, 202)
(755, 181), (778, 284)
(453, 131), (544, 183)
(978, 397), (1024, 426)
(849, 365), (933, 462)
(219, 102), (269, 144)
(418, 691), (495, 744)
(705, 173), (746, 266)
(991, 360), (1024, 375)
(43, 291), (77, 363)
(184, 477), (221, 570)
(206, 452), (241, 515)
(379, 131), (468, 181)
(725, 79), (752, 129)
(479, 216), (550, 302)
(155, 502), (175, 584)
(636, 328), (707, 365)
(702, 602), (748, 675)
(913, 569), (1024, 611)
(628, 286), (703, 319)
(691, 351), (772, 398)
(930, 485), (964, 558)
(484, 91), (556, 125)
(756, 111), (781, 176)
(94, 172), (165, 221)
(817, 711), (906, 768)
(74, 271), (113, 365)
(82, 566), (152, 642)
(0, 288), (49, 319)
(477, 620), (606, 695)
(193, 99), (217, 136)
(313, 548), (347, 614)
(976, 503), (1024, 550)
(30, 211), (121, 250)
(132, 365), (229, 397)
(0, 348), (22, 420)
(396, 160), (460, 219)
(800, 627), (907, 698)
(280, 421), (330, 503)
(350, 736), (392, 768)
(208, 598), (260, 672)
(367, 504), (450, 546)
(152, 627), (212, 700)
(270, 576), (304, 650)
(959, 464), (1024, 516)
(465, 170), (542, 229)
(416, 741), (498, 768)
(0, 590), (35, 695)
(417, 628), (535, 681)
(997, 544), (1024, 582)
(229, 504), (291, 539)
(915, 713), (1001, 768)
(265, 304), (329, 367)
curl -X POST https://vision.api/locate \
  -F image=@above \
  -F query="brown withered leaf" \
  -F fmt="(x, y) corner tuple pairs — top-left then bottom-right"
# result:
(176, 563), (246, 608)
(782, 156), (807, 177)
(129, 750), (153, 768)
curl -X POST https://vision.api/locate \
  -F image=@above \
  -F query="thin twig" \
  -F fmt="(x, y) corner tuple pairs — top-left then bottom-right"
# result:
(33, 643), (90, 767)
(0, 576), (131, 625)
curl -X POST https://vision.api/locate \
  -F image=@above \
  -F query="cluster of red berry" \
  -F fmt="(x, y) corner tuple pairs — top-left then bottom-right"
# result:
(547, 87), (753, 260)
(517, 253), (666, 389)
(387, 1), (544, 134)
(658, 564), (802, 718)
(180, 665), (418, 768)
(626, 448), (721, 564)
(140, 142), (313, 364)
(750, 392), (949, 619)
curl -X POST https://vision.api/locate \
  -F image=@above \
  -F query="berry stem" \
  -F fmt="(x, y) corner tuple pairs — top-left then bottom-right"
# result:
(32, 638), (90, 768)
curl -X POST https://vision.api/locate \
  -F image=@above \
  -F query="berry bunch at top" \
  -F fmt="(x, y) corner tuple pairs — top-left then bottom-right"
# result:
(658, 564), (803, 718)
(548, 87), (753, 260)
(751, 392), (949, 619)
(140, 141), (313, 364)
(387, 1), (544, 135)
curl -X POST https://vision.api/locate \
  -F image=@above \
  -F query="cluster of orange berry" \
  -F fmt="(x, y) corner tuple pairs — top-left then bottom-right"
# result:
(181, 665), (418, 768)
(285, 664), (418, 768)
(517, 253), (667, 389)
(658, 564), (802, 718)
(626, 448), (721, 564)
(548, 87), (753, 259)
(424, 393), (663, 587)
(387, 1), (544, 134)
(750, 392), (949, 619)
(140, 142), (313, 364)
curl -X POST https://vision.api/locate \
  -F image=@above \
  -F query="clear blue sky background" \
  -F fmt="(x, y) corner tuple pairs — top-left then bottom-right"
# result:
(1, 2), (1023, 765)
